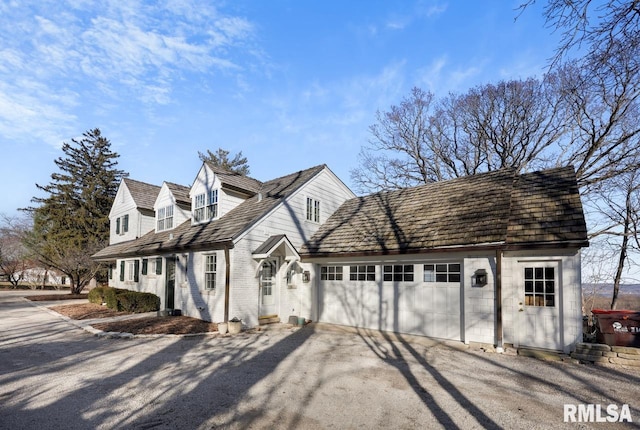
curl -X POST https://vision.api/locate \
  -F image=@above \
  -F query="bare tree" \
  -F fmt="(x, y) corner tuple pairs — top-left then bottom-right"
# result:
(351, 77), (568, 193)
(585, 166), (640, 309)
(350, 88), (439, 192)
(0, 214), (31, 287)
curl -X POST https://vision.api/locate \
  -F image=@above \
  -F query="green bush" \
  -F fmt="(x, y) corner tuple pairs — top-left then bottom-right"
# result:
(103, 287), (127, 310)
(117, 291), (160, 313)
(88, 286), (109, 304)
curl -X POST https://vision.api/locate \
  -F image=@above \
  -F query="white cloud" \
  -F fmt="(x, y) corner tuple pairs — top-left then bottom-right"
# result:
(0, 0), (259, 147)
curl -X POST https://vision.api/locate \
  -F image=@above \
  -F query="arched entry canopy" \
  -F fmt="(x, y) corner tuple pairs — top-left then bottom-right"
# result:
(252, 234), (300, 274)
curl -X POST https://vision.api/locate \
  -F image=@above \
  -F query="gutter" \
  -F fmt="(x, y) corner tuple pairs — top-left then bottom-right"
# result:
(299, 240), (589, 260)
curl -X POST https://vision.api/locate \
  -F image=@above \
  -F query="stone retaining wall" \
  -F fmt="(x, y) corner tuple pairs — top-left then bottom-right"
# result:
(571, 343), (640, 367)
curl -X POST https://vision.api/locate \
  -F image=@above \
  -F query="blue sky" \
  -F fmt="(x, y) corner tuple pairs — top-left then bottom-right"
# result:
(0, 0), (559, 216)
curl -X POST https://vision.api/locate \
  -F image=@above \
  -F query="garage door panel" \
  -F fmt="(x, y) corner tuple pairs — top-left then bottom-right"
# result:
(319, 268), (461, 341)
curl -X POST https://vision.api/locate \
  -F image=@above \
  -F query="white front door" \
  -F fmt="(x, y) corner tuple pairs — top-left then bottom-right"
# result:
(259, 259), (278, 317)
(518, 262), (562, 350)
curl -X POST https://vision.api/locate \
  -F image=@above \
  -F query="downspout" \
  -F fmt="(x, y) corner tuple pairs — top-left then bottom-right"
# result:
(224, 245), (231, 323)
(496, 248), (504, 352)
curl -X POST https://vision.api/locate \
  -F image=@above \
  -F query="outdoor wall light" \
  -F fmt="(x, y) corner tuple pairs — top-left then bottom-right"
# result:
(303, 271), (311, 283)
(473, 269), (488, 287)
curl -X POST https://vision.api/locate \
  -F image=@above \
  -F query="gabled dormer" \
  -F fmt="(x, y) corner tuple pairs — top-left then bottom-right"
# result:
(154, 181), (191, 233)
(109, 178), (161, 245)
(190, 162), (262, 225)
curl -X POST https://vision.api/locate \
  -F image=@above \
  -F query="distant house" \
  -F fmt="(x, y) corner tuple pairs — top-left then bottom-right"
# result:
(94, 163), (588, 352)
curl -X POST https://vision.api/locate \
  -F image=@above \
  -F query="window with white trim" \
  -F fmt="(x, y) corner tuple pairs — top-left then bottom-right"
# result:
(194, 190), (219, 222)
(157, 205), (174, 231)
(350, 265), (376, 281)
(524, 267), (555, 307)
(205, 254), (216, 292)
(383, 265), (414, 282)
(320, 265), (343, 280)
(126, 260), (139, 282)
(423, 263), (460, 283)
(306, 197), (320, 223)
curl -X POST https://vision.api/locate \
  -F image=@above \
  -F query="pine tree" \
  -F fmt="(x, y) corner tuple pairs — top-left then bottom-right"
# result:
(198, 148), (250, 175)
(25, 129), (127, 293)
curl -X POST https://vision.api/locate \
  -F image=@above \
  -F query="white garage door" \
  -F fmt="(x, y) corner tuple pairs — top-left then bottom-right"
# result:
(318, 263), (461, 341)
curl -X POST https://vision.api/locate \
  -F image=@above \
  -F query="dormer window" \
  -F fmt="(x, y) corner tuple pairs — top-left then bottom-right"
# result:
(115, 214), (129, 235)
(194, 189), (218, 223)
(157, 205), (174, 231)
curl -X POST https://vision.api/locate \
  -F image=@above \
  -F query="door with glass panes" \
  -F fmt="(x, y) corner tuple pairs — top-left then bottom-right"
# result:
(517, 262), (562, 350)
(259, 259), (278, 317)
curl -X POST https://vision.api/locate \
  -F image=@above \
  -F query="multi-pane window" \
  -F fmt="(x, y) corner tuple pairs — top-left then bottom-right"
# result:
(350, 265), (376, 281)
(194, 190), (219, 222)
(115, 214), (129, 235)
(320, 266), (343, 280)
(423, 263), (460, 283)
(127, 260), (139, 282)
(524, 267), (555, 307)
(205, 254), (216, 292)
(207, 190), (218, 219)
(194, 193), (206, 222)
(157, 205), (174, 231)
(306, 197), (320, 223)
(383, 265), (414, 281)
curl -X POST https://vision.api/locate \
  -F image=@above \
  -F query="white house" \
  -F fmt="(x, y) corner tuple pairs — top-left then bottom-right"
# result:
(94, 163), (588, 352)
(301, 167), (589, 353)
(93, 163), (356, 326)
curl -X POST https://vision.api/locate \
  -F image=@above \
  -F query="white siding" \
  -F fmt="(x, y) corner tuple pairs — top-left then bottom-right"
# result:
(175, 250), (227, 322)
(172, 167), (354, 326)
(463, 254), (496, 345)
(228, 168), (355, 326)
(502, 249), (583, 353)
(190, 164), (249, 224)
(154, 183), (190, 232)
(109, 183), (154, 244)
(312, 248), (584, 352)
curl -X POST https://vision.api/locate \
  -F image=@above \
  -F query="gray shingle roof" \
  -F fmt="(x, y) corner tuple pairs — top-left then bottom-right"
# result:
(165, 182), (191, 206)
(205, 162), (263, 194)
(93, 165), (326, 260)
(300, 166), (588, 257)
(122, 178), (161, 210)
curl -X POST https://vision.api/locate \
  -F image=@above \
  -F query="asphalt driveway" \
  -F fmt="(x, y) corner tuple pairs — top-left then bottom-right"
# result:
(1, 290), (639, 429)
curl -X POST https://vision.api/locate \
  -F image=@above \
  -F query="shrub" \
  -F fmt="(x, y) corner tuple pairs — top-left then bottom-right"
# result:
(103, 287), (127, 310)
(116, 291), (160, 313)
(88, 286), (109, 304)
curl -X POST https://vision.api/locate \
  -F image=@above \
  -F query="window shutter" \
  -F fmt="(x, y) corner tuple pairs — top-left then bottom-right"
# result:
(119, 261), (125, 281)
(141, 259), (148, 275)
(123, 214), (129, 233)
(134, 260), (140, 282)
(156, 257), (163, 275)
(116, 217), (120, 234)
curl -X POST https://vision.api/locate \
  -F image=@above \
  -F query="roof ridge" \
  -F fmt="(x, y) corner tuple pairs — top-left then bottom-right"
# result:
(123, 177), (161, 189)
(260, 164), (326, 188)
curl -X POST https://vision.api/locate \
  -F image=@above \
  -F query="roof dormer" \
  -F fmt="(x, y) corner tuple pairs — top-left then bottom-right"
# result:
(190, 162), (263, 225)
(154, 181), (191, 233)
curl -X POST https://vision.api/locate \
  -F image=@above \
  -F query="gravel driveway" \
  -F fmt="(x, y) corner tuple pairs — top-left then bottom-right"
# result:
(1, 290), (639, 429)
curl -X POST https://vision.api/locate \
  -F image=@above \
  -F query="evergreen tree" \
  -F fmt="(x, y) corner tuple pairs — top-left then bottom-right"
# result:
(24, 129), (127, 293)
(198, 148), (250, 175)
